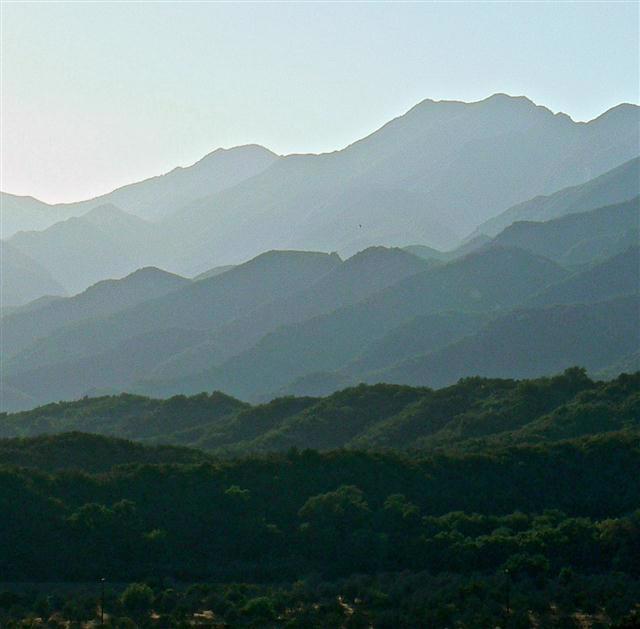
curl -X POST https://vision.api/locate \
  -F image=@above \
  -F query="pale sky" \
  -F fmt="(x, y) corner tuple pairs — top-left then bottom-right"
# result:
(1, 1), (638, 203)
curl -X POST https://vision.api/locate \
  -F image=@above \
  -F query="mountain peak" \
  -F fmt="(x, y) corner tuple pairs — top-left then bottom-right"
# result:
(483, 92), (535, 105)
(243, 249), (341, 267)
(124, 266), (187, 281)
(195, 143), (278, 167)
(344, 246), (419, 265)
(79, 266), (189, 296)
(589, 102), (640, 124)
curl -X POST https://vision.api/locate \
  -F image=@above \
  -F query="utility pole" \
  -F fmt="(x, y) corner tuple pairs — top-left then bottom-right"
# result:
(504, 568), (511, 626)
(100, 577), (106, 626)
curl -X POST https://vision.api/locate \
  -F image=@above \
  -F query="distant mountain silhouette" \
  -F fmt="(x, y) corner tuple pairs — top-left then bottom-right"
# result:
(343, 311), (489, 377)
(7, 204), (164, 294)
(193, 265), (236, 281)
(137, 247), (567, 402)
(376, 295), (638, 388)
(1, 295), (65, 319)
(3, 95), (638, 294)
(0, 241), (66, 307)
(2, 327), (212, 408)
(2, 95), (638, 411)
(147, 246), (431, 382)
(2, 266), (190, 357)
(161, 94), (639, 272)
(1, 251), (341, 409)
(528, 246), (639, 307)
(1, 145), (278, 237)
(0, 193), (71, 239)
(474, 157), (640, 238)
(490, 197), (639, 265)
(403, 234), (493, 263)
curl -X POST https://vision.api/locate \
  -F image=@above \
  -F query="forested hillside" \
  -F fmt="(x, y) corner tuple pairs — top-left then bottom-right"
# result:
(2, 370), (637, 455)
(1, 429), (639, 626)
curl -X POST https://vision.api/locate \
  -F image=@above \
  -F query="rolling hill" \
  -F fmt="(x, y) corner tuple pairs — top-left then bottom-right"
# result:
(1, 371), (637, 456)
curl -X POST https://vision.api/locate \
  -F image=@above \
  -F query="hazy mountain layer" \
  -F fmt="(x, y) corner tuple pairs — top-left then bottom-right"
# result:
(7, 204), (166, 294)
(2, 267), (190, 357)
(1, 251), (341, 409)
(475, 156), (640, 238)
(136, 247), (568, 401)
(1, 145), (279, 237)
(528, 246), (639, 307)
(490, 197), (639, 265)
(376, 294), (638, 389)
(148, 247), (432, 382)
(5, 94), (637, 295)
(0, 193), (71, 239)
(0, 241), (67, 307)
(2, 163), (637, 412)
(162, 95), (639, 272)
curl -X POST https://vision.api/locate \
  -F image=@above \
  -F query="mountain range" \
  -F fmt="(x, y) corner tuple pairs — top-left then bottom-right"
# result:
(1, 145), (278, 236)
(1, 93), (638, 414)
(2, 211), (637, 411)
(3, 94), (638, 300)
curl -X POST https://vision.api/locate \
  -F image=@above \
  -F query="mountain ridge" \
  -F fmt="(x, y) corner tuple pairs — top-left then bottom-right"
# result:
(5, 94), (637, 289)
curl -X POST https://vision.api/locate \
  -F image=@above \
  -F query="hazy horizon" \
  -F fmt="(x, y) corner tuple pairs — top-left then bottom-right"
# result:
(2, 1), (638, 203)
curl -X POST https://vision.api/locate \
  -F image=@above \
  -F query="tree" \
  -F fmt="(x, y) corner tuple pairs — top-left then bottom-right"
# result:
(120, 583), (154, 621)
(299, 485), (371, 568)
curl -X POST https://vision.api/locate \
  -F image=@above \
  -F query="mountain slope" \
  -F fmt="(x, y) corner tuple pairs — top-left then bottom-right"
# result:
(7, 204), (165, 294)
(162, 95), (639, 272)
(342, 310), (490, 377)
(490, 197), (639, 265)
(2, 266), (190, 357)
(474, 156), (640, 238)
(141, 247), (567, 401)
(148, 247), (431, 382)
(376, 294), (639, 389)
(2, 371), (636, 456)
(0, 193), (71, 239)
(0, 241), (67, 307)
(529, 246), (639, 307)
(75, 144), (279, 221)
(5, 96), (637, 280)
(1, 327), (211, 411)
(1, 145), (279, 238)
(279, 247), (640, 399)
(2, 251), (342, 405)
